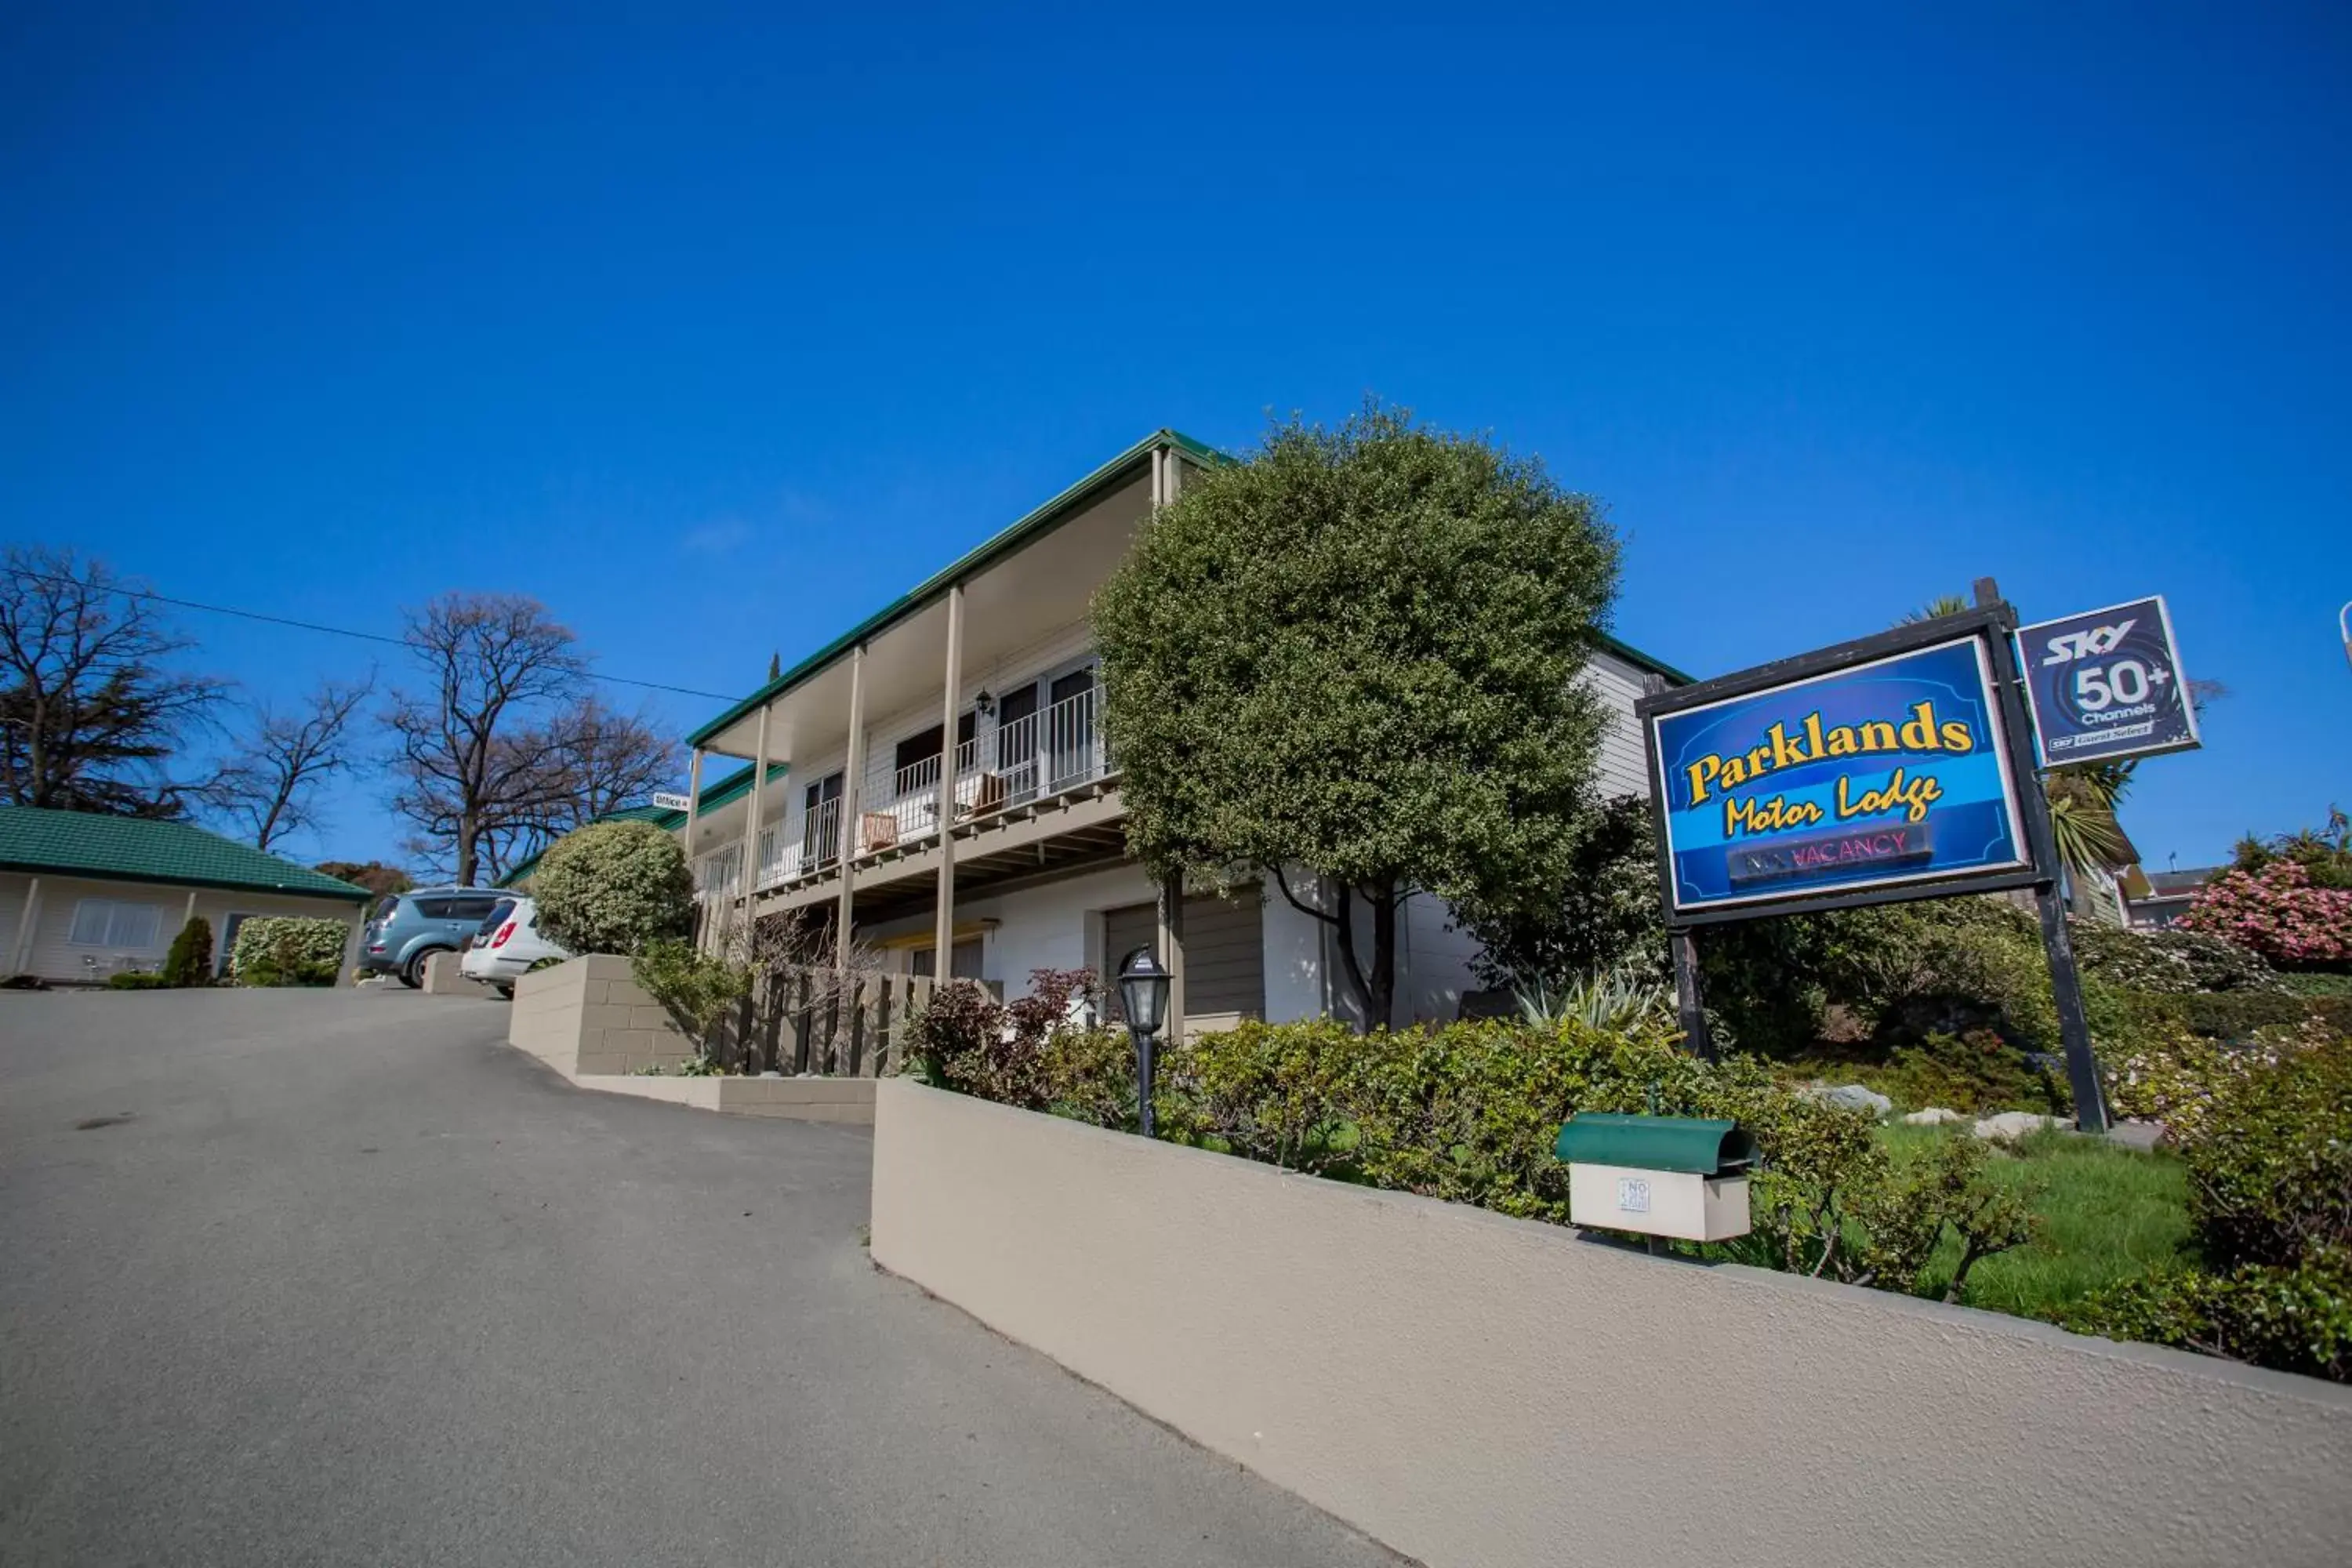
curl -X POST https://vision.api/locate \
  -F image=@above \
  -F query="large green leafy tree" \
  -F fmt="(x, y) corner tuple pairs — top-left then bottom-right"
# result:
(1094, 404), (1622, 1029)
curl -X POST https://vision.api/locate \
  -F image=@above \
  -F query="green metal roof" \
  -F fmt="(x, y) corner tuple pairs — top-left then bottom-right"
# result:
(601, 804), (682, 826)
(681, 426), (1690, 750)
(688, 429), (1225, 749)
(1554, 1112), (1755, 1175)
(1592, 631), (1692, 686)
(0, 806), (373, 902)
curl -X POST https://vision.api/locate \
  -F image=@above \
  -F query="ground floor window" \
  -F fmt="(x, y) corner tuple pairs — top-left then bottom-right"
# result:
(907, 937), (984, 982)
(1102, 888), (1265, 1022)
(67, 898), (162, 949)
(217, 912), (257, 975)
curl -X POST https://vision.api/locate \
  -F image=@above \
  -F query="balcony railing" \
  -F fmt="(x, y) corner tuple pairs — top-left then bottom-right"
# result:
(706, 684), (1115, 904)
(728, 682), (1111, 896)
(695, 844), (743, 899)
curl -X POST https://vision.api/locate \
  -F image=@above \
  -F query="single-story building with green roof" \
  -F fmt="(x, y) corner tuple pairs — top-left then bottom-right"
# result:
(0, 805), (372, 984)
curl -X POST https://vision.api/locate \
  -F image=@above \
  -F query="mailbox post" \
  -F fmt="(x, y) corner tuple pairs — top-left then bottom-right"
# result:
(1555, 1112), (1755, 1242)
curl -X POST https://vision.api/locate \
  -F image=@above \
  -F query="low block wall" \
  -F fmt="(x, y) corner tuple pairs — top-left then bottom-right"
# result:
(508, 954), (695, 1076)
(568, 1073), (877, 1123)
(419, 951), (477, 996)
(870, 1078), (2352, 1568)
(506, 957), (876, 1123)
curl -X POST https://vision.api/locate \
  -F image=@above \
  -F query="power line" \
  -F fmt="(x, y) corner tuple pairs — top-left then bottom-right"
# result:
(9, 568), (746, 705)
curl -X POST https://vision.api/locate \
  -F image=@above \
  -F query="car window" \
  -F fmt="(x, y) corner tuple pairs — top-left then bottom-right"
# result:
(477, 899), (517, 936)
(411, 897), (452, 920)
(371, 895), (400, 923)
(448, 895), (500, 922)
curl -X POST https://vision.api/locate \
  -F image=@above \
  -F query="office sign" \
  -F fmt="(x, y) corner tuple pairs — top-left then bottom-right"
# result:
(651, 791), (694, 811)
(2017, 596), (2200, 766)
(1639, 617), (2039, 924)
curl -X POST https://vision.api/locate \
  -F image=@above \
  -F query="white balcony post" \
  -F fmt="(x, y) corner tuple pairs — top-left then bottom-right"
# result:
(737, 702), (771, 946)
(935, 583), (964, 969)
(681, 747), (705, 946)
(12, 875), (42, 976)
(1157, 869), (1186, 1049)
(835, 644), (866, 971)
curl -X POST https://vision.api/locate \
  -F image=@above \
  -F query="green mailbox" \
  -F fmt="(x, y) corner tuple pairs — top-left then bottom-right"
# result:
(1554, 1112), (1755, 1241)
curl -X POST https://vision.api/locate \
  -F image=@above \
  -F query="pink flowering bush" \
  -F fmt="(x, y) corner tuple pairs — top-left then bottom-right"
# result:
(2181, 862), (2352, 968)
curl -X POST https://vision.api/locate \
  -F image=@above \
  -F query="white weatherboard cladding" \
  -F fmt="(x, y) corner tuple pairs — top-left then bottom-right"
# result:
(1584, 648), (1653, 801)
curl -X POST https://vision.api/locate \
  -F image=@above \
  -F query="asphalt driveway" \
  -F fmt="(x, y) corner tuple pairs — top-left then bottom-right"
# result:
(0, 986), (1396, 1567)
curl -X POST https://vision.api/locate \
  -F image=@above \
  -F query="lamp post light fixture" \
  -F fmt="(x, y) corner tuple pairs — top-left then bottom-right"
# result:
(1116, 949), (1172, 1137)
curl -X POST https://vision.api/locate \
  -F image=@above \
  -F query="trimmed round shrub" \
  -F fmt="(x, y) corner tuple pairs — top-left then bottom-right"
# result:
(231, 916), (350, 986)
(532, 819), (693, 957)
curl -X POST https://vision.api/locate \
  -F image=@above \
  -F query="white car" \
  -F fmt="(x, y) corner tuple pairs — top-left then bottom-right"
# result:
(459, 896), (571, 996)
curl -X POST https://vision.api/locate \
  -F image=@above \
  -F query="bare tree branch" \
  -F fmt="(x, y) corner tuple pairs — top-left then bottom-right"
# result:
(384, 593), (588, 885)
(0, 546), (226, 815)
(199, 673), (374, 851)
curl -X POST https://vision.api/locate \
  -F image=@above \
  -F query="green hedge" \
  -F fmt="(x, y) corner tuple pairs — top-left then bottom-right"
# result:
(230, 916), (349, 987)
(909, 998), (2035, 1305)
(2131, 990), (2352, 1044)
(2070, 1021), (2350, 1381)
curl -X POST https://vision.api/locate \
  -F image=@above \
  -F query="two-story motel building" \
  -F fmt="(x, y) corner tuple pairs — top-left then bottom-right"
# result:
(664, 430), (1681, 1036)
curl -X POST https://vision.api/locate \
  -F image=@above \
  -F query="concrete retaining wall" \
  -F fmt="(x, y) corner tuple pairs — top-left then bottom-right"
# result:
(419, 950), (479, 996)
(869, 1077), (2352, 1568)
(506, 956), (876, 1123)
(568, 1073), (877, 1123)
(508, 954), (695, 1076)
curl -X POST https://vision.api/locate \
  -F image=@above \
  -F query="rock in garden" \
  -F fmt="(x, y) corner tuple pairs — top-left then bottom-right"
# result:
(1818, 1083), (1893, 1117)
(1902, 1107), (1965, 1126)
(1971, 1111), (2069, 1142)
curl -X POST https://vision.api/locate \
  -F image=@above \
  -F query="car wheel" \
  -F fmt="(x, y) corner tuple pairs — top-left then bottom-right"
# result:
(494, 982), (514, 1000)
(400, 949), (437, 989)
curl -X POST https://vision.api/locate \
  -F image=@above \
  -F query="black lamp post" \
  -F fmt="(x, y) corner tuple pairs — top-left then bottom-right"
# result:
(1116, 949), (1171, 1137)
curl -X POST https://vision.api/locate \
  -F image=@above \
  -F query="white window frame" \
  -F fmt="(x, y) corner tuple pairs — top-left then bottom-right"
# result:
(67, 897), (163, 949)
(216, 910), (263, 975)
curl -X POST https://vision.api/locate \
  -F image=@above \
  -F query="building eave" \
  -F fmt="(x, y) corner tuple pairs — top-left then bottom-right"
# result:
(0, 859), (372, 903)
(687, 429), (1224, 750)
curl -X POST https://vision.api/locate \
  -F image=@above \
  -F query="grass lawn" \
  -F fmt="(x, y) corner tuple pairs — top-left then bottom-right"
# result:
(1881, 1124), (2194, 1319)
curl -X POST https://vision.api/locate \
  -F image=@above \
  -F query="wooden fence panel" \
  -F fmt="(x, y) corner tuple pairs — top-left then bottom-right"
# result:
(712, 964), (938, 1079)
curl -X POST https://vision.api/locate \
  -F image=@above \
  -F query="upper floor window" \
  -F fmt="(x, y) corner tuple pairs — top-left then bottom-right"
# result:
(68, 898), (162, 949)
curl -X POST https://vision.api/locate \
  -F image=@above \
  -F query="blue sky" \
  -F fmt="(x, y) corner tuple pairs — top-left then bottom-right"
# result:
(3, 2), (2345, 873)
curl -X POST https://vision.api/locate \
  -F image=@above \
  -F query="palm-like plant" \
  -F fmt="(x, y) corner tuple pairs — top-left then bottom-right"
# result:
(1515, 964), (1678, 1033)
(2043, 762), (2136, 879)
(1900, 593), (1972, 623)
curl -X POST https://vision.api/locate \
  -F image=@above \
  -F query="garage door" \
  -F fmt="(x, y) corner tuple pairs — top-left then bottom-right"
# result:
(1102, 886), (1264, 1023)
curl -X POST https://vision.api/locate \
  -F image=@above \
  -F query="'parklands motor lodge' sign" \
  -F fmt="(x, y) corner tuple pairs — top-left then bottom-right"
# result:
(1639, 615), (2039, 924)
(1635, 594), (2199, 1127)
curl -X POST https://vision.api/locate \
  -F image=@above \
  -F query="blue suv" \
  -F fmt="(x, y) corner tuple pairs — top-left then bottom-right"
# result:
(360, 887), (506, 988)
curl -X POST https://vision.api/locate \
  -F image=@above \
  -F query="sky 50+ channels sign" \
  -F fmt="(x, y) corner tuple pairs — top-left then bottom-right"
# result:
(1640, 624), (2037, 923)
(2017, 595), (2200, 767)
